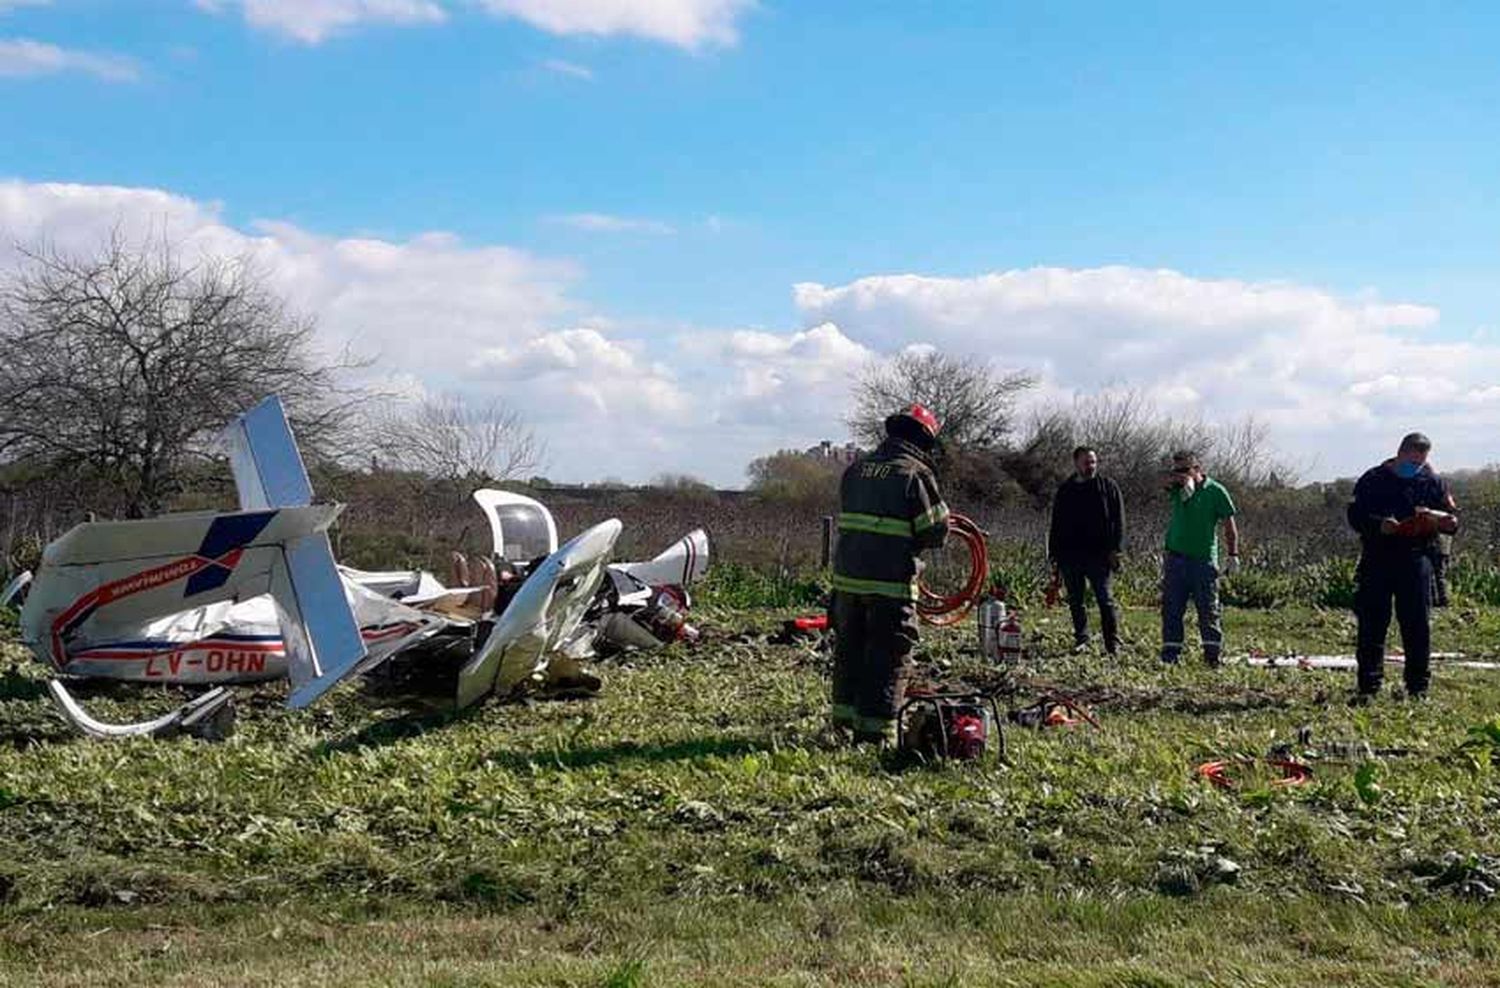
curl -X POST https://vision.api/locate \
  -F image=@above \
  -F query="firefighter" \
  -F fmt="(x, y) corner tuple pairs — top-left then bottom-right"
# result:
(1348, 432), (1458, 701)
(829, 404), (950, 743)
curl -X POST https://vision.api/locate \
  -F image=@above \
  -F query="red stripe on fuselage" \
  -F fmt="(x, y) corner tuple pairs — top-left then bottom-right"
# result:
(49, 554), (214, 669)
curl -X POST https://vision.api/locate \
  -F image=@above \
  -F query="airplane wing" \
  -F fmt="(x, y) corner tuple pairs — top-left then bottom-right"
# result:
(613, 529), (711, 588)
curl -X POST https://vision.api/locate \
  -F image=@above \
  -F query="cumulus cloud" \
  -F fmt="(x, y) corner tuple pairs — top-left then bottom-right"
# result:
(550, 212), (674, 235)
(0, 179), (725, 482)
(795, 267), (1500, 477)
(195, 0), (446, 44)
(0, 181), (578, 372)
(0, 38), (140, 81)
(464, 327), (694, 479)
(199, 0), (752, 49)
(478, 0), (752, 50)
(7, 179), (1498, 484)
(686, 322), (872, 430)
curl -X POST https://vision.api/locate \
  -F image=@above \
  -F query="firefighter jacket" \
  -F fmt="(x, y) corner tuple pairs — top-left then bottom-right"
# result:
(832, 437), (950, 600)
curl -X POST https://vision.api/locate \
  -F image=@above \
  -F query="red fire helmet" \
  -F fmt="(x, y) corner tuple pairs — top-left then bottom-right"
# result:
(905, 403), (941, 437)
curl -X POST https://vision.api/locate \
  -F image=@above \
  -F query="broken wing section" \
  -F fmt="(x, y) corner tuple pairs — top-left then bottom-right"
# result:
(455, 518), (622, 710)
(614, 529), (710, 589)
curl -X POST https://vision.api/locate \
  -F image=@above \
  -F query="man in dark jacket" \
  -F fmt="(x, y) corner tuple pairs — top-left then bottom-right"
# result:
(1047, 446), (1125, 654)
(1348, 432), (1458, 700)
(830, 404), (950, 743)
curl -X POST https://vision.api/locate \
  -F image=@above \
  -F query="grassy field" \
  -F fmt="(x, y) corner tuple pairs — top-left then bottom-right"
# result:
(3, 598), (1500, 985)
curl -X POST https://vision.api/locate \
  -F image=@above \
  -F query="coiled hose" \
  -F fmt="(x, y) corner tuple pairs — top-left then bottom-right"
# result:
(916, 514), (989, 626)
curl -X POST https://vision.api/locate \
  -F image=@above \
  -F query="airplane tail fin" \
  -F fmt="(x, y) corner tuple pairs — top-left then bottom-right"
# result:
(224, 395), (315, 511)
(227, 397), (364, 708)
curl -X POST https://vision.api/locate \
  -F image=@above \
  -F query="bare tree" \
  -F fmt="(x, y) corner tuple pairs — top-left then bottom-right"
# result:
(847, 349), (1035, 450)
(375, 393), (544, 483)
(0, 231), (363, 517)
(1006, 389), (1295, 503)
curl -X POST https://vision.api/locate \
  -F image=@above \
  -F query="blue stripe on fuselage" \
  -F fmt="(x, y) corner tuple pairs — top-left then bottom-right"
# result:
(184, 511), (277, 597)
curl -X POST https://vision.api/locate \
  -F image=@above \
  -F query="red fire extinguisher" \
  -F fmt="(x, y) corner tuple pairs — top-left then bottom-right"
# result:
(997, 609), (1024, 664)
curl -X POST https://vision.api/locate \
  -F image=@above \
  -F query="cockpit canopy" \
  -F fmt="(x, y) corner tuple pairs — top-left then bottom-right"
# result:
(472, 490), (559, 565)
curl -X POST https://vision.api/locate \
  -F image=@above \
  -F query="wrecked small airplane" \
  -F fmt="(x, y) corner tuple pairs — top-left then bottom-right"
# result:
(3, 396), (709, 739)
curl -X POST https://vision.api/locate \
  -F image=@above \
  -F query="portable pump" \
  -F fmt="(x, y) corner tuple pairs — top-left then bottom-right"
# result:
(897, 689), (1006, 762)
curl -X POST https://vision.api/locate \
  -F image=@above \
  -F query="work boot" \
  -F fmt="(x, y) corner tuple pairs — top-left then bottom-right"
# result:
(1347, 691), (1376, 708)
(830, 703), (859, 733)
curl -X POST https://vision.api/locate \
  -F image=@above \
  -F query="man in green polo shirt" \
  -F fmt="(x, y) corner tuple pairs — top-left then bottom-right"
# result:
(1161, 450), (1240, 665)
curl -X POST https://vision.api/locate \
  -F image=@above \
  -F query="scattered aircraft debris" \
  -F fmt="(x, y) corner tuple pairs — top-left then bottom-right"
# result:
(6, 396), (709, 739)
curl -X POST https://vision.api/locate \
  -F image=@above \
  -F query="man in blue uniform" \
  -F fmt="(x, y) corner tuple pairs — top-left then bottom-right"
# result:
(1347, 432), (1458, 700)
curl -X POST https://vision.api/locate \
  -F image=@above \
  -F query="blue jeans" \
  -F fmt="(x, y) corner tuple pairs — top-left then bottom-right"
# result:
(1059, 557), (1120, 652)
(1161, 552), (1222, 664)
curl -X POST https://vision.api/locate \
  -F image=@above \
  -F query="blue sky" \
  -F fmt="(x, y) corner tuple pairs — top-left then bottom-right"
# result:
(2, 1), (1499, 484)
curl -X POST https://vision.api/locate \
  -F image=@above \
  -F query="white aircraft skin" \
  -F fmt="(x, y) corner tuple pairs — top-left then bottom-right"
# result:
(7, 398), (711, 736)
(22, 501), (708, 694)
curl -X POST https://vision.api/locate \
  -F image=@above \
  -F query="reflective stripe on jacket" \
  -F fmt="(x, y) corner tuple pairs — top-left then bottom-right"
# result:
(832, 437), (950, 600)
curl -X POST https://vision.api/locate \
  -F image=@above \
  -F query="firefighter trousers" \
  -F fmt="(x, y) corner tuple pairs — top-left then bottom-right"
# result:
(829, 590), (918, 739)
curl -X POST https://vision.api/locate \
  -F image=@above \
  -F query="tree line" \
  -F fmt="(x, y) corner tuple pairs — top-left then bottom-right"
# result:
(748, 348), (1294, 508)
(1, 230), (1433, 581)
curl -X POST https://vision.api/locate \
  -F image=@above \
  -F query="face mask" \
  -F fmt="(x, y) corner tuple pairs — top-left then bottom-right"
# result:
(1395, 460), (1421, 479)
(1180, 476), (1196, 498)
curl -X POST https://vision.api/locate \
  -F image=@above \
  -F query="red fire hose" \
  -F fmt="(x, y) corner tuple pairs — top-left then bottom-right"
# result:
(917, 514), (989, 626)
(1195, 757), (1312, 789)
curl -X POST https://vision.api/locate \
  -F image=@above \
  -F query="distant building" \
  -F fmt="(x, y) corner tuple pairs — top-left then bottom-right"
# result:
(804, 440), (862, 464)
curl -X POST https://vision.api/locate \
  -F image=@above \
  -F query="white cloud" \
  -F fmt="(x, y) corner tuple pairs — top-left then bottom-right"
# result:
(541, 57), (593, 79)
(7, 179), (1500, 485)
(0, 183), (580, 374)
(478, 0), (751, 50)
(551, 212), (675, 235)
(196, 0), (446, 44)
(199, 0), (751, 49)
(0, 179), (701, 482)
(472, 326), (688, 417)
(795, 267), (1500, 477)
(687, 322), (872, 429)
(0, 38), (140, 81)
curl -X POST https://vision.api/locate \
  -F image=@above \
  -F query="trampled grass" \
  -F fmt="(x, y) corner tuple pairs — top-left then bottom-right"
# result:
(3, 601), (1500, 985)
